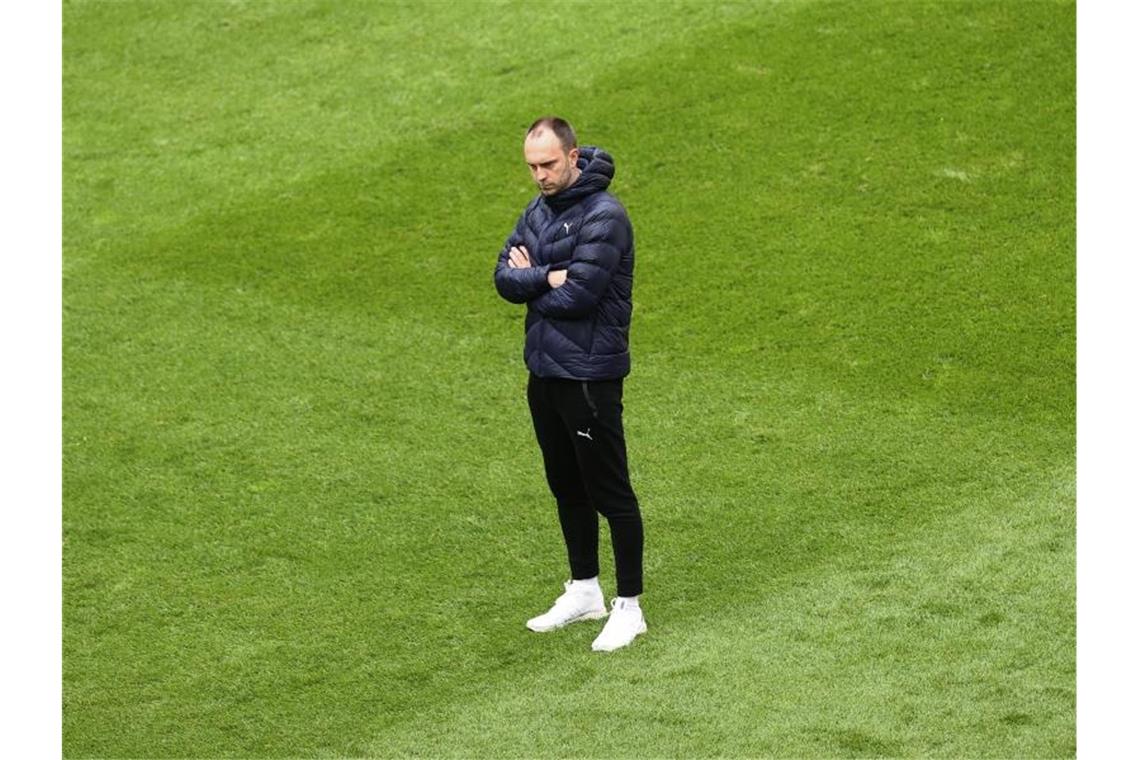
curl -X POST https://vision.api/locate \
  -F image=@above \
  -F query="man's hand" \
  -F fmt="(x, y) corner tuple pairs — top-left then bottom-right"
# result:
(547, 269), (568, 288)
(507, 245), (531, 269)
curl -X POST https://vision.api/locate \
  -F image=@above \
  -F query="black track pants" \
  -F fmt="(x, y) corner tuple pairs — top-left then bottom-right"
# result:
(526, 373), (644, 597)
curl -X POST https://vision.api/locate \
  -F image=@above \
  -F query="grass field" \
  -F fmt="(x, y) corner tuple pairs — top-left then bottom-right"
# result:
(63, 1), (1075, 756)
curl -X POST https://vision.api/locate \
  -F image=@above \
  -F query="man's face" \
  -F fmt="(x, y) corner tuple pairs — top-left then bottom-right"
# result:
(524, 130), (579, 196)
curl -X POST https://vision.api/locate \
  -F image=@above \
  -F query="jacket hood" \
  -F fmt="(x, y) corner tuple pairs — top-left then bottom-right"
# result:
(542, 145), (614, 212)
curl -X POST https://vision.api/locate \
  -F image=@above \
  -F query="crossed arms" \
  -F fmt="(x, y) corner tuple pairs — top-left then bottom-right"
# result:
(493, 209), (628, 319)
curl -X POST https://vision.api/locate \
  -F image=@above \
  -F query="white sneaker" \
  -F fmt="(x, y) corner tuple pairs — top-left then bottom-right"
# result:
(591, 598), (647, 652)
(526, 581), (608, 632)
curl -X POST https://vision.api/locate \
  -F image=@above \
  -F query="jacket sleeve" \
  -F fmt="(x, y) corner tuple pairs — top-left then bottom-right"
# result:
(494, 210), (551, 304)
(530, 208), (629, 319)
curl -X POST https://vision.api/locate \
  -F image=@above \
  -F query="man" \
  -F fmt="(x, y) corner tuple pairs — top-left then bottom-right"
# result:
(493, 116), (646, 653)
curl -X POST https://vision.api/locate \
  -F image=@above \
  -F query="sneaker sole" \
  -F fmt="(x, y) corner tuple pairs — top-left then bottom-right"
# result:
(591, 620), (648, 652)
(525, 608), (608, 633)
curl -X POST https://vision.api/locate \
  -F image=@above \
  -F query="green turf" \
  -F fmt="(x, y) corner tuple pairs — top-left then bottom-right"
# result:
(63, 0), (1075, 756)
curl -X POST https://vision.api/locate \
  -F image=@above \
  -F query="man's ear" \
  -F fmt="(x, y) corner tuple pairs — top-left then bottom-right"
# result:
(568, 147), (579, 165)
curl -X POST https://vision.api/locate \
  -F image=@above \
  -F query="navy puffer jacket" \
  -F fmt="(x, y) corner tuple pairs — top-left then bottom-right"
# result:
(494, 146), (635, 380)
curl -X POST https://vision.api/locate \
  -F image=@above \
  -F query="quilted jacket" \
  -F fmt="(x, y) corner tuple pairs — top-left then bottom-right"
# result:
(494, 146), (635, 380)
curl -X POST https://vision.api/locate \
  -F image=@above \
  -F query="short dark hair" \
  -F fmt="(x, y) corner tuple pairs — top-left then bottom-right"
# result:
(526, 116), (577, 151)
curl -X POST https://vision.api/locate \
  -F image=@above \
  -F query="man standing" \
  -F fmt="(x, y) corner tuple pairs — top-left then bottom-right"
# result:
(494, 116), (646, 653)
